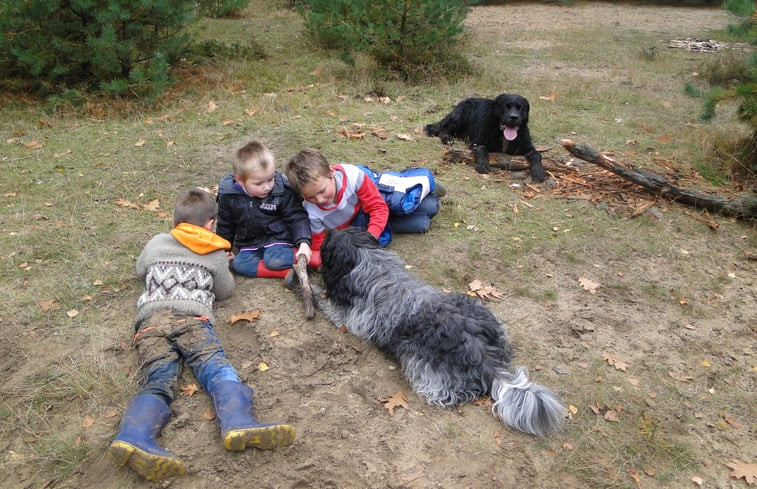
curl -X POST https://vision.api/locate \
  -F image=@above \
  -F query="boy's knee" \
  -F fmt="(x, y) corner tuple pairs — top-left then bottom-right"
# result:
(232, 253), (260, 276)
(419, 194), (441, 217)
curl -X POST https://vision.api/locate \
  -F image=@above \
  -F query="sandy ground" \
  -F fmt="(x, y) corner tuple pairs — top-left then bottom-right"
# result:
(3, 3), (753, 489)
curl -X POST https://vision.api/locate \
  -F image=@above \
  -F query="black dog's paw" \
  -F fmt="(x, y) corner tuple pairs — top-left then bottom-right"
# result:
(440, 134), (455, 145)
(473, 145), (490, 173)
(527, 150), (546, 183)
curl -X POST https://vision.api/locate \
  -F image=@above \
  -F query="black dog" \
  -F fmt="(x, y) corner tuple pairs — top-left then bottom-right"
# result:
(424, 93), (546, 182)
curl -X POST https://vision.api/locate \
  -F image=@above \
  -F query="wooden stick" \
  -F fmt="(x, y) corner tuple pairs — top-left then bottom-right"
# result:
(294, 254), (314, 319)
(561, 139), (757, 221)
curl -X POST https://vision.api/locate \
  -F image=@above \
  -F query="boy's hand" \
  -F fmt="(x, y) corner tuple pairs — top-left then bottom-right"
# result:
(296, 243), (312, 264)
(226, 251), (235, 262)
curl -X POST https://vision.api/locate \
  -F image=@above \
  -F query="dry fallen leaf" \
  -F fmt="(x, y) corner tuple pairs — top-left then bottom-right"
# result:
(667, 371), (693, 382)
(142, 199), (160, 212)
(39, 300), (60, 312)
(380, 390), (409, 416)
(467, 279), (504, 301)
(203, 407), (216, 420)
(180, 383), (199, 397)
(337, 128), (365, 140)
(604, 409), (619, 422)
(395, 133), (415, 141)
(602, 352), (628, 371)
(207, 101), (217, 113)
(258, 362), (270, 372)
(578, 277), (600, 294)
(81, 416), (96, 428)
(230, 310), (260, 324)
(24, 140), (43, 149)
(726, 460), (757, 484)
(66, 309), (79, 318)
(539, 92), (557, 102)
(115, 198), (139, 209)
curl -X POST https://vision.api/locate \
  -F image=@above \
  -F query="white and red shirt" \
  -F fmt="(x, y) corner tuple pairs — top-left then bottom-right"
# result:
(306, 164), (389, 251)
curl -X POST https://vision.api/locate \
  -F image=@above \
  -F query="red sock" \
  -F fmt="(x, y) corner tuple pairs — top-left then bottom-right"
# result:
(256, 262), (290, 279)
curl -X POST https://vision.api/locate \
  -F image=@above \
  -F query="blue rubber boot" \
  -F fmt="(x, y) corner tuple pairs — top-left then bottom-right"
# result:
(212, 381), (296, 451)
(107, 393), (186, 480)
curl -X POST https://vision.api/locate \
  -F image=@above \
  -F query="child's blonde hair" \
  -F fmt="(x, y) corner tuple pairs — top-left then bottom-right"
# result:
(173, 188), (217, 227)
(283, 148), (331, 194)
(234, 140), (275, 179)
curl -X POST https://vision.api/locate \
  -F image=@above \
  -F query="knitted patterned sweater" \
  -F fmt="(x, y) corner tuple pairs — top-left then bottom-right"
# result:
(135, 223), (235, 325)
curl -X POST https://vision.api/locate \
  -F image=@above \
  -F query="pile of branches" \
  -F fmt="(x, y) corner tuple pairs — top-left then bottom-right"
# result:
(441, 143), (757, 223)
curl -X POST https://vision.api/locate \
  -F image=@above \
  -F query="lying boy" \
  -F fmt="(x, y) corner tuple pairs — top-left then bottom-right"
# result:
(108, 188), (295, 481)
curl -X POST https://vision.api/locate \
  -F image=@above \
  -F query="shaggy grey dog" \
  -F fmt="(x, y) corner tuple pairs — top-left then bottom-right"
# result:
(315, 227), (564, 437)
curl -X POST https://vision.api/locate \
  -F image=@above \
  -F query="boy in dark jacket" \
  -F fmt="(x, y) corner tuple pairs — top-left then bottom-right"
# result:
(107, 188), (295, 481)
(217, 140), (312, 279)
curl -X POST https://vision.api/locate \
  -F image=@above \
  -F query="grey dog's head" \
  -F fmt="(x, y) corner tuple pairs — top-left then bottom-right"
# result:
(494, 94), (529, 141)
(321, 227), (380, 283)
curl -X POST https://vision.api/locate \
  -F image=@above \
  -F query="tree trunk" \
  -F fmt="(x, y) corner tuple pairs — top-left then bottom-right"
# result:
(442, 148), (575, 175)
(561, 139), (757, 221)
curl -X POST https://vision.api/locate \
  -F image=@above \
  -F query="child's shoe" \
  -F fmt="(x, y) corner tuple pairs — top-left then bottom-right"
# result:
(108, 393), (186, 480)
(211, 380), (296, 451)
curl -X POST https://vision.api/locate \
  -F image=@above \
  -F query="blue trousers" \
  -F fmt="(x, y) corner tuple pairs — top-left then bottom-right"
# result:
(133, 310), (240, 403)
(231, 243), (294, 277)
(390, 193), (441, 234)
(351, 193), (441, 247)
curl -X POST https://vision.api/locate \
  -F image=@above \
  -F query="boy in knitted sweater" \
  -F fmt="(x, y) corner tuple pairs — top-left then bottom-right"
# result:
(108, 188), (295, 481)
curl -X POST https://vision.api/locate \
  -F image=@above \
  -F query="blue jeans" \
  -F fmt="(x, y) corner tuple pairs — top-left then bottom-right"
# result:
(133, 311), (240, 403)
(231, 243), (294, 277)
(390, 193), (441, 234)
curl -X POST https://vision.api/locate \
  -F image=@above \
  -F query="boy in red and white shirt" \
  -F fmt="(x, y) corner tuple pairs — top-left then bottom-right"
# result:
(285, 148), (443, 267)
(284, 149), (389, 267)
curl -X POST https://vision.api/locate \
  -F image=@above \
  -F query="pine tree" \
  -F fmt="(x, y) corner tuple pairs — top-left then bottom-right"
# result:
(298, 0), (470, 79)
(0, 0), (197, 99)
(694, 0), (757, 176)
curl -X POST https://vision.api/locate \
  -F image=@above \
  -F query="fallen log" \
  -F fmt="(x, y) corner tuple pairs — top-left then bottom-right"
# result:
(442, 148), (575, 175)
(561, 139), (757, 221)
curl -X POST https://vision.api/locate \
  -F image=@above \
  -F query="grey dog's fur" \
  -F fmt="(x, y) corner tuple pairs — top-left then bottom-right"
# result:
(315, 228), (564, 437)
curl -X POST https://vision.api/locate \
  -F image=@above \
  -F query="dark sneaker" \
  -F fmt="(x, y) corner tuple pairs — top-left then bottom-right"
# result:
(434, 181), (447, 198)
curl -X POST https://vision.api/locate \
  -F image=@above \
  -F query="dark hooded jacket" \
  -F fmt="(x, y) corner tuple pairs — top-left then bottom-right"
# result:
(216, 172), (311, 251)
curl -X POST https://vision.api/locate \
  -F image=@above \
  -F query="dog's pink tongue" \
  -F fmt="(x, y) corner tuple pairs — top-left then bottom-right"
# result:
(503, 126), (518, 141)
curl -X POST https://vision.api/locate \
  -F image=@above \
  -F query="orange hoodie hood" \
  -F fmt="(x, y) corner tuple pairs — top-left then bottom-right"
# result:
(170, 222), (231, 255)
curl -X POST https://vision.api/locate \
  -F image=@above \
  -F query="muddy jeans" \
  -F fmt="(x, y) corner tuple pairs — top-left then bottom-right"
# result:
(133, 310), (240, 403)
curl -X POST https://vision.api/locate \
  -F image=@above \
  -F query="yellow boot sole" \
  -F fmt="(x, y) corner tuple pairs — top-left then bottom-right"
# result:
(223, 424), (296, 451)
(107, 440), (186, 480)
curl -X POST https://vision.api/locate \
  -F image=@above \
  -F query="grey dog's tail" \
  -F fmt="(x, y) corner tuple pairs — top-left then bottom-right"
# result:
(491, 367), (564, 437)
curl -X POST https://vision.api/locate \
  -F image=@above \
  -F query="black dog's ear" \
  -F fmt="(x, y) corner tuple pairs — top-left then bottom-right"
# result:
(518, 95), (530, 122)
